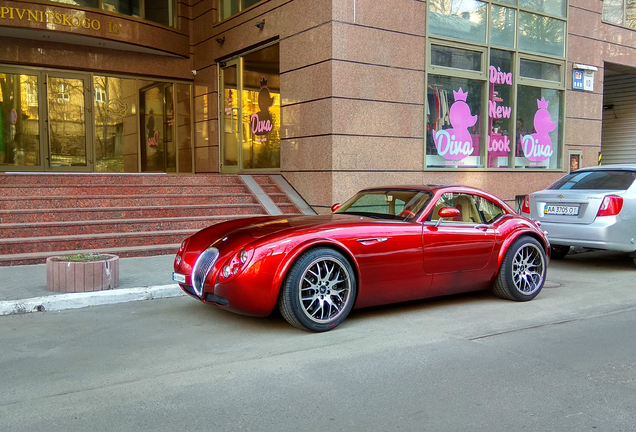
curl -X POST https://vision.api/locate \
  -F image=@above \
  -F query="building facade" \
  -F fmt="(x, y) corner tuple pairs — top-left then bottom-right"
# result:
(1, 0), (635, 212)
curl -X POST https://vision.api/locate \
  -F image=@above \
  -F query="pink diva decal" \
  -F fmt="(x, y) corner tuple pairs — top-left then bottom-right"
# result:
(521, 97), (555, 161)
(433, 88), (477, 160)
(250, 77), (274, 136)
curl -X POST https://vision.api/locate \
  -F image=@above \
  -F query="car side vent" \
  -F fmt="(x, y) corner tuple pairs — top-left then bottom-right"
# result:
(192, 247), (220, 298)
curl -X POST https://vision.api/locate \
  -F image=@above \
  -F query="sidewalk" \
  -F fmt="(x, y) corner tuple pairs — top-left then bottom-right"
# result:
(0, 254), (184, 315)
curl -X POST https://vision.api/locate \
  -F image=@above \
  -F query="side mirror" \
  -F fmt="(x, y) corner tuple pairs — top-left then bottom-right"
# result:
(331, 203), (341, 212)
(435, 207), (460, 227)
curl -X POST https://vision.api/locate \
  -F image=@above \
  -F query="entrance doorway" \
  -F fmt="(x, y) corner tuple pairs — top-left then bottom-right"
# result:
(139, 82), (176, 172)
(219, 43), (280, 173)
(1, 65), (193, 173)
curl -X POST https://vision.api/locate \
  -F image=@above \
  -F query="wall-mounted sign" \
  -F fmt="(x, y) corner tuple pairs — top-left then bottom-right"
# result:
(573, 67), (594, 92)
(0, 6), (123, 34)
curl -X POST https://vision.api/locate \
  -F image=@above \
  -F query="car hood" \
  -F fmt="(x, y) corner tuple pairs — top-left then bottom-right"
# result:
(244, 214), (369, 238)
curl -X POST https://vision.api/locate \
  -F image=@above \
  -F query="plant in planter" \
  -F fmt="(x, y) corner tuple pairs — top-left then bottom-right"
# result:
(46, 253), (119, 293)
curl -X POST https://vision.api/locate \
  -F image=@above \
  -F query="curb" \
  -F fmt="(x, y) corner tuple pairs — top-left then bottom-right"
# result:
(0, 284), (185, 316)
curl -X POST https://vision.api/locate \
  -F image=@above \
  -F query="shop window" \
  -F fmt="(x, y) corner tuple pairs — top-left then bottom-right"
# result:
(426, 75), (484, 168)
(602, 0), (636, 28)
(427, 0), (487, 44)
(430, 45), (482, 72)
(487, 50), (514, 169)
(518, 12), (565, 57)
(0, 73), (40, 167)
(515, 85), (562, 169)
(519, 59), (561, 82)
(102, 0), (141, 17)
(219, 0), (263, 21)
(48, 0), (173, 27)
(490, 5), (516, 49)
(145, 1), (174, 27)
(520, 0), (567, 18)
(94, 76), (136, 172)
(51, 0), (99, 7)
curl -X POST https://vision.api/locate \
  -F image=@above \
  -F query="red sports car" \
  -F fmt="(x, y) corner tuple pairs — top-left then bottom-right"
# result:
(172, 185), (550, 332)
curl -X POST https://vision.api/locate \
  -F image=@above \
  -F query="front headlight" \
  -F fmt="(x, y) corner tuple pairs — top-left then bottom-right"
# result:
(218, 248), (254, 283)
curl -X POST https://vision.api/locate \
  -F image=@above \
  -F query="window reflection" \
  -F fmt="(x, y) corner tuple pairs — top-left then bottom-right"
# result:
(430, 45), (482, 72)
(518, 12), (565, 57)
(219, 0), (264, 20)
(519, 59), (561, 82)
(48, 0), (174, 27)
(490, 5), (515, 49)
(519, 0), (566, 18)
(428, 0), (487, 44)
(515, 86), (562, 169)
(0, 73), (40, 167)
(94, 76), (137, 172)
(426, 75), (484, 168)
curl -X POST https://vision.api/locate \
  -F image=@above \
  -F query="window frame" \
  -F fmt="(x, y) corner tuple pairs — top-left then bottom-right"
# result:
(425, 0), (568, 172)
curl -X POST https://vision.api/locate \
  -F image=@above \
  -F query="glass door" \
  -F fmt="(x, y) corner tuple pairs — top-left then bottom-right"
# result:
(220, 60), (240, 173)
(0, 68), (41, 169)
(45, 74), (92, 171)
(139, 82), (176, 172)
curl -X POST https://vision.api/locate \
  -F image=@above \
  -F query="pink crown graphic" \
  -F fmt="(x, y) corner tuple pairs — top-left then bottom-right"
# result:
(537, 97), (549, 109)
(453, 88), (468, 102)
(259, 77), (269, 89)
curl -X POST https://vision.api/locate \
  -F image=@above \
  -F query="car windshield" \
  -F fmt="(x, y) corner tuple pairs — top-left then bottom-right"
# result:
(548, 170), (636, 191)
(334, 190), (433, 221)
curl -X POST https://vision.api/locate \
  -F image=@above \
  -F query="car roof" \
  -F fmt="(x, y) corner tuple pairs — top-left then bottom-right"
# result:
(573, 164), (636, 172)
(359, 185), (488, 194)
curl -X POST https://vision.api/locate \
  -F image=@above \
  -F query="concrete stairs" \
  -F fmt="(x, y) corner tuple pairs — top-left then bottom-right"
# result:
(0, 173), (308, 266)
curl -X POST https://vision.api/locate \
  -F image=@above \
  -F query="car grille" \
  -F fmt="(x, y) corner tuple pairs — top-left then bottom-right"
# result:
(191, 247), (219, 297)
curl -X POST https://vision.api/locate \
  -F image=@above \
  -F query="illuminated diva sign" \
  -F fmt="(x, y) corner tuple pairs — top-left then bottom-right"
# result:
(250, 77), (274, 138)
(488, 66), (511, 157)
(432, 88), (477, 159)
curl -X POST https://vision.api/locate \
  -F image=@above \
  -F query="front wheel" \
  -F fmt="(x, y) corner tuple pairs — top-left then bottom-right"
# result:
(493, 236), (546, 301)
(278, 248), (357, 332)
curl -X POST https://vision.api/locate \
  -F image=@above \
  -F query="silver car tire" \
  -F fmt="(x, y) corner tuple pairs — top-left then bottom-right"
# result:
(493, 236), (547, 302)
(278, 248), (356, 332)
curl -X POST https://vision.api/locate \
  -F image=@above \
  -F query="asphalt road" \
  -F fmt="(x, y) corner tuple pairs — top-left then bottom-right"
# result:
(1, 251), (636, 431)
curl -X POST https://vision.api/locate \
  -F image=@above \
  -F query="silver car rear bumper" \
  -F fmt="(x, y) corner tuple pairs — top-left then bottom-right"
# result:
(540, 216), (636, 253)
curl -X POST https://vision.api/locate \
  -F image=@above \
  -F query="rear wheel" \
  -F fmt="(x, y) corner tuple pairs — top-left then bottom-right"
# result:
(550, 245), (570, 259)
(493, 236), (546, 301)
(278, 248), (356, 332)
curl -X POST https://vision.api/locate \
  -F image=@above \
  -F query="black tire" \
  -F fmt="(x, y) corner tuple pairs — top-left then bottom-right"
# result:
(492, 236), (546, 302)
(278, 248), (356, 332)
(550, 245), (570, 260)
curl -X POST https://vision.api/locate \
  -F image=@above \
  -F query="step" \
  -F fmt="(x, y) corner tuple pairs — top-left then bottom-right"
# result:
(0, 244), (181, 266)
(0, 194), (259, 210)
(0, 204), (265, 223)
(0, 173), (245, 186)
(1, 214), (268, 238)
(0, 184), (248, 197)
(0, 230), (197, 255)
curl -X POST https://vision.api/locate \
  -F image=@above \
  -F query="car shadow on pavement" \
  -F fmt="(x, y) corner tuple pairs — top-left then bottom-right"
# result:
(549, 249), (635, 271)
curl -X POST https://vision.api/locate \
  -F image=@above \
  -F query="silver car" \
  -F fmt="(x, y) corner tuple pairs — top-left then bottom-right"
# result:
(521, 164), (636, 265)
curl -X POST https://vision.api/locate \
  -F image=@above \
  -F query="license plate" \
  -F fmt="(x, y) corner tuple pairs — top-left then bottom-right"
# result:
(172, 272), (186, 283)
(544, 204), (579, 216)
